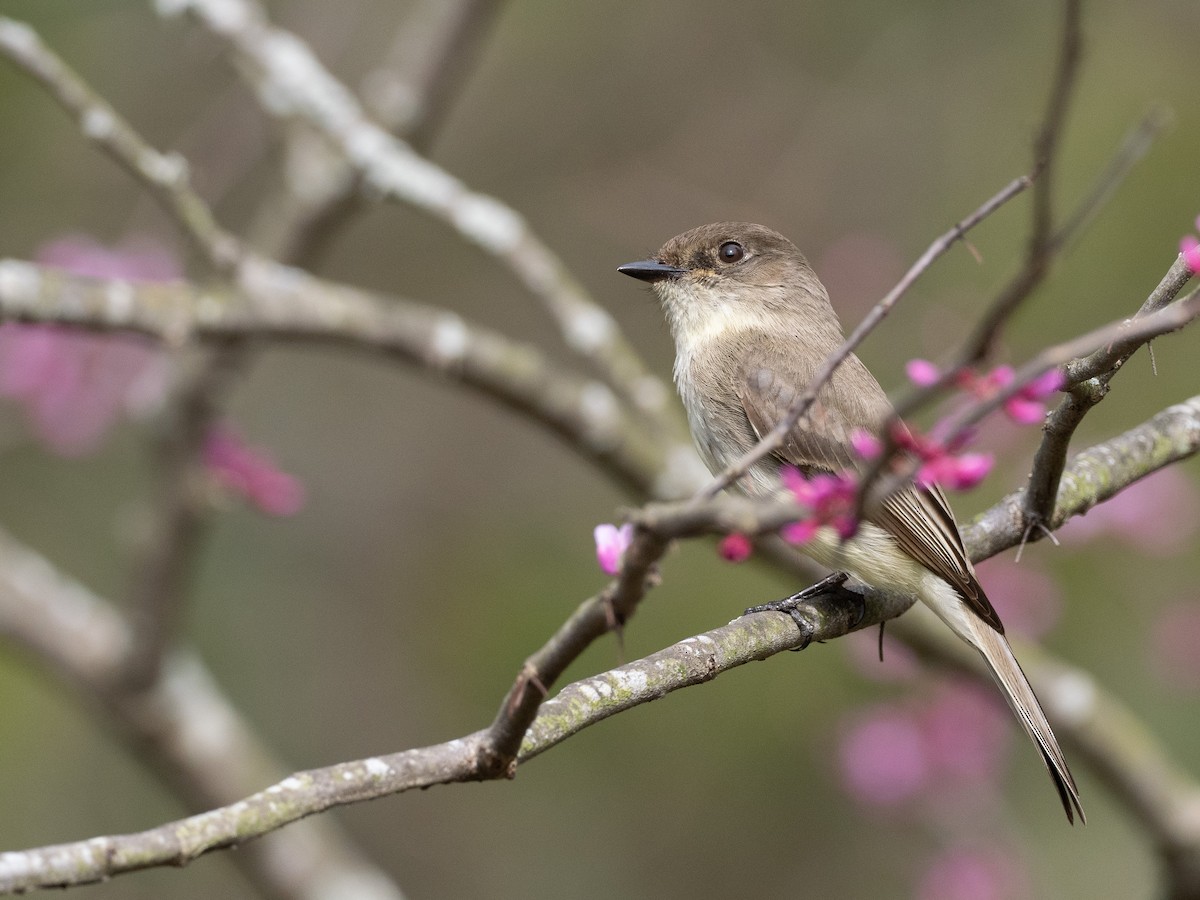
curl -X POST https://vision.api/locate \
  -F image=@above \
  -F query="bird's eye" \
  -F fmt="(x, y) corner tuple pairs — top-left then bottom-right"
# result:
(718, 241), (745, 263)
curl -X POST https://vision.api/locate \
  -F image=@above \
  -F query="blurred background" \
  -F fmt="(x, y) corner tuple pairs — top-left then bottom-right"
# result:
(0, 0), (1197, 897)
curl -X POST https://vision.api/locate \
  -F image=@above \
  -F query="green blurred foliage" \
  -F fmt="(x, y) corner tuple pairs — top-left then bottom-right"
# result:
(0, 0), (1197, 897)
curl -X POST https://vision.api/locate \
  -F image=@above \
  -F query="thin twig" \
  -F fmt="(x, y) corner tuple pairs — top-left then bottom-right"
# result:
(0, 18), (240, 273)
(962, 0), (1083, 362)
(1023, 255), (1195, 522)
(157, 0), (679, 429)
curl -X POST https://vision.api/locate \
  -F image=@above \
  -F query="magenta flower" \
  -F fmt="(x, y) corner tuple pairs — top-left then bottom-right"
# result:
(780, 466), (859, 541)
(0, 236), (177, 456)
(202, 425), (305, 517)
(906, 358), (942, 387)
(1181, 215), (1200, 275)
(593, 522), (634, 575)
(850, 427), (882, 460)
(915, 449), (994, 491)
(887, 424), (993, 491)
(1003, 368), (1063, 424)
(907, 359), (1062, 426)
(718, 533), (753, 563)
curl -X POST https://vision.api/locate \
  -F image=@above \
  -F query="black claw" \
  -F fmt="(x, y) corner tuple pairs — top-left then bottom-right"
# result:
(743, 573), (856, 651)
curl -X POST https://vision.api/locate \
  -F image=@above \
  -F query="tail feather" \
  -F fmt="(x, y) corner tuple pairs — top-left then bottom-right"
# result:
(968, 618), (1085, 824)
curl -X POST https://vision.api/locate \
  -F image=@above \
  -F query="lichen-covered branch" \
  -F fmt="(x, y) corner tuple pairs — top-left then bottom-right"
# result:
(0, 528), (403, 899)
(5, 394), (1198, 894)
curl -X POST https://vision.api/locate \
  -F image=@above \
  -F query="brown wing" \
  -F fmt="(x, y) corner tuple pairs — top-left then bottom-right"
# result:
(737, 352), (1004, 634)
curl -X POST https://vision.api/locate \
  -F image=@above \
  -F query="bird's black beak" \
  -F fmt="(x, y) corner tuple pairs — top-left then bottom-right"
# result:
(617, 259), (687, 283)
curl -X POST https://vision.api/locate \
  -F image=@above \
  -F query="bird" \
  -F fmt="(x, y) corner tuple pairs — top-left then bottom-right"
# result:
(618, 222), (1084, 823)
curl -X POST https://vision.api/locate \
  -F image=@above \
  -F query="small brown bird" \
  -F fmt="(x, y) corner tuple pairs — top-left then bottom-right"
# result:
(619, 222), (1084, 823)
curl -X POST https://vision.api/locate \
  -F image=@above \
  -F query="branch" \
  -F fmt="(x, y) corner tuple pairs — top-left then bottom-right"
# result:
(1023, 255), (1197, 523)
(5, 393), (1199, 892)
(967, 394), (1200, 559)
(256, 0), (507, 266)
(0, 18), (239, 273)
(155, 0), (678, 429)
(0, 259), (699, 498)
(961, 0), (1082, 361)
(0, 528), (402, 898)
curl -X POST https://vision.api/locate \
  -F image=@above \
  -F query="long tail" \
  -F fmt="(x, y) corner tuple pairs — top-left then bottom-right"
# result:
(964, 616), (1085, 824)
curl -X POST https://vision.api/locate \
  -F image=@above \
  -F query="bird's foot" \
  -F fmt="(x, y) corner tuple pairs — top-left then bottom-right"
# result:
(743, 572), (861, 651)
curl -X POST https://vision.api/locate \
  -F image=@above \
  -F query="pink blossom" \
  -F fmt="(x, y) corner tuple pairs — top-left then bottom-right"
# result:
(1002, 368), (1063, 424)
(0, 236), (177, 456)
(838, 705), (931, 806)
(593, 522), (634, 575)
(972, 364), (1014, 393)
(202, 425), (305, 517)
(1058, 465), (1199, 555)
(1148, 603), (1200, 691)
(906, 358), (942, 387)
(718, 533), (753, 563)
(882, 423), (993, 491)
(780, 466), (859, 541)
(917, 451), (993, 491)
(850, 427), (882, 459)
(917, 846), (1031, 900)
(1182, 235), (1200, 276)
(780, 518), (820, 545)
(911, 359), (1062, 426)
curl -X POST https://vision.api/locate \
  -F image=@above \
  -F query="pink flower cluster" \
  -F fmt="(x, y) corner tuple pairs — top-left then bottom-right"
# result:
(780, 465), (859, 543)
(0, 236), (177, 456)
(0, 235), (307, 519)
(906, 359), (1064, 426)
(1181, 215), (1200, 275)
(852, 425), (993, 492)
(201, 425), (305, 517)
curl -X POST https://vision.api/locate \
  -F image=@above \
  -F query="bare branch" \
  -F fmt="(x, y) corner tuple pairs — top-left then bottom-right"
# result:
(967, 394), (1200, 558)
(0, 528), (403, 899)
(0, 18), (239, 273)
(156, 0), (677, 428)
(0, 259), (698, 498)
(261, 0), (507, 266)
(963, 0), (1083, 361)
(1023, 254), (1196, 523)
